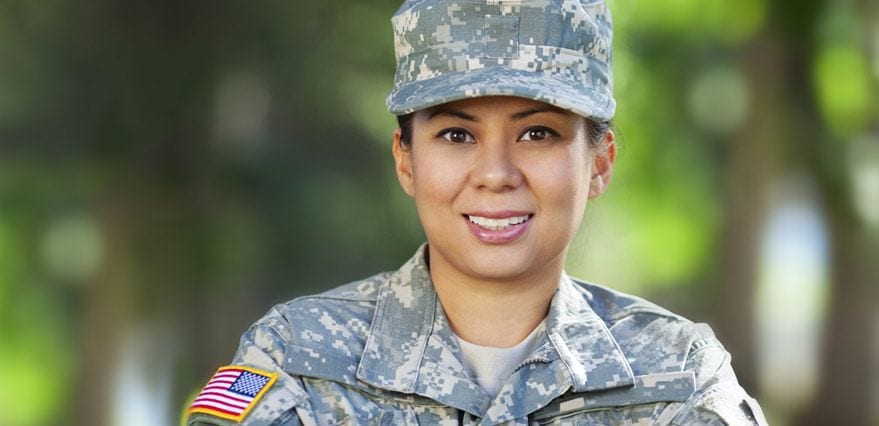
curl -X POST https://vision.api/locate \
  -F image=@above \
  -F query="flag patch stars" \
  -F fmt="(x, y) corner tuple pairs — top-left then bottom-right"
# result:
(189, 366), (278, 422)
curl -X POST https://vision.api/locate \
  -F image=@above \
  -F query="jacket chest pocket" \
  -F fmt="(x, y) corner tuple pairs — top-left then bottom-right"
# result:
(301, 376), (460, 426)
(532, 402), (684, 426)
(531, 372), (696, 425)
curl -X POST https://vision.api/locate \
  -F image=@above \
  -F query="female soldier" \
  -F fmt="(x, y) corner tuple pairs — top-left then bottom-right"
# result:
(188, 0), (767, 424)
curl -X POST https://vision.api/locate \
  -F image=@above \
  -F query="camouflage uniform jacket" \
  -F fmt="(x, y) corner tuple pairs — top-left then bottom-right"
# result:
(188, 246), (766, 425)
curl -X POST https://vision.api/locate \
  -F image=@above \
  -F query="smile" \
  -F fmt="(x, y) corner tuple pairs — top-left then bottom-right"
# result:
(467, 214), (531, 231)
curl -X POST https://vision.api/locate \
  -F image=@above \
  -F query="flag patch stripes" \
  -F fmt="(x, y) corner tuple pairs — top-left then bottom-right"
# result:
(189, 366), (278, 422)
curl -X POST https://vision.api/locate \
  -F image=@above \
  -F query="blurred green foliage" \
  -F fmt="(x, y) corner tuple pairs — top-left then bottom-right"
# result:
(815, 45), (872, 137)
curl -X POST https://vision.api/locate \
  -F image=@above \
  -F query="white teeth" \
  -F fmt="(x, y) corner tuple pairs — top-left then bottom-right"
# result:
(468, 214), (530, 230)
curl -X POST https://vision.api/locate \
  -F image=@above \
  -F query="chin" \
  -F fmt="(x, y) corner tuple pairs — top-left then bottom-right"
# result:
(458, 252), (542, 282)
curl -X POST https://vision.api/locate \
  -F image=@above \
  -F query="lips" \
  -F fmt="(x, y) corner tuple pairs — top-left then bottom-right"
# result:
(464, 212), (533, 244)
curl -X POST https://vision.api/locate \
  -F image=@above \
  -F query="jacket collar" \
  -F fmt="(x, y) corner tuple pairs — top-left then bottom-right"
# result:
(545, 274), (635, 392)
(356, 245), (437, 393)
(356, 245), (635, 419)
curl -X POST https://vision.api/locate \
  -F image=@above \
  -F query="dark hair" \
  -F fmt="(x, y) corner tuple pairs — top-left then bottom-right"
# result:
(397, 113), (415, 148)
(396, 113), (611, 150)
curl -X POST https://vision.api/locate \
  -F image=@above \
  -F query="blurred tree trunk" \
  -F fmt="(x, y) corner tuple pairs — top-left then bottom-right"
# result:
(718, 5), (877, 422)
(73, 203), (132, 426)
(791, 0), (878, 423)
(797, 199), (877, 425)
(65, 2), (222, 424)
(714, 32), (784, 398)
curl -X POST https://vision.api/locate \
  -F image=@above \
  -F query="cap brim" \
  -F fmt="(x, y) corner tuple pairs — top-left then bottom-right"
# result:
(386, 66), (615, 122)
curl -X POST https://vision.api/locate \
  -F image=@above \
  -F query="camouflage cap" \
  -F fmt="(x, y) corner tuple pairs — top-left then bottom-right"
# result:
(386, 0), (615, 121)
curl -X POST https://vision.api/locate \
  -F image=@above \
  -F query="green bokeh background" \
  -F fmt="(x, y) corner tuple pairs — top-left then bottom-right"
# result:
(0, 0), (876, 425)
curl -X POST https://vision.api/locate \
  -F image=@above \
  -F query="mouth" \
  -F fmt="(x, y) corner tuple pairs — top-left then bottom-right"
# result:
(463, 212), (533, 244)
(466, 214), (532, 231)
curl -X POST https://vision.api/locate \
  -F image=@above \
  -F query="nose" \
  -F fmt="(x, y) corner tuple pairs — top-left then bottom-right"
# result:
(469, 140), (523, 192)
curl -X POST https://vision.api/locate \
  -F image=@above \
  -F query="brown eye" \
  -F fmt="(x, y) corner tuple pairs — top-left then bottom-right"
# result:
(519, 126), (559, 142)
(528, 129), (547, 140)
(438, 128), (475, 143)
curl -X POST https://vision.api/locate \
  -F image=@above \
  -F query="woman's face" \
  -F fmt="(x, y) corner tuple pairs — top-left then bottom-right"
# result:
(393, 96), (615, 284)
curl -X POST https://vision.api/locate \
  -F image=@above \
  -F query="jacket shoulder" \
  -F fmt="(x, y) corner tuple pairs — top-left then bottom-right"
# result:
(570, 278), (683, 322)
(310, 271), (389, 301)
(569, 279), (766, 423)
(571, 279), (728, 385)
(240, 272), (390, 385)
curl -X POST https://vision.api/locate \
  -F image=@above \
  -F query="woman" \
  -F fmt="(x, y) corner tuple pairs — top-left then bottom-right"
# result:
(188, 0), (767, 424)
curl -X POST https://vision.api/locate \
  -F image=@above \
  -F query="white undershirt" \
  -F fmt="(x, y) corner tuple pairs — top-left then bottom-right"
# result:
(453, 322), (545, 396)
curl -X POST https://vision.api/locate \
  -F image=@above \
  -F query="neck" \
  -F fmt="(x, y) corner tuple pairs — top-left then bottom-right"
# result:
(430, 255), (562, 348)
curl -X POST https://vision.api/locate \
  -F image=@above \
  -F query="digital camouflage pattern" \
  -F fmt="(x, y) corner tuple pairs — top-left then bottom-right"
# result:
(386, 0), (616, 122)
(188, 246), (767, 425)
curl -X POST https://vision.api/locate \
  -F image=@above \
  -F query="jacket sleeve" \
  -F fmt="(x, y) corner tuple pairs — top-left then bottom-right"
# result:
(669, 330), (768, 426)
(187, 307), (318, 426)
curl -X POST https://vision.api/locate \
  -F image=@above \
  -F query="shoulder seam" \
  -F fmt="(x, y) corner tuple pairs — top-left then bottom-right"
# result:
(296, 271), (393, 303)
(689, 336), (722, 354)
(610, 305), (688, 324)
(258, 305), (294, 341)
(567, 277), (686, 323)
(291, 294), (379, 303)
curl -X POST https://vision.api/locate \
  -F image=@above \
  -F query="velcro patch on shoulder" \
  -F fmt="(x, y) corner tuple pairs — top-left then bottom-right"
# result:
(189, 366), (278, 422)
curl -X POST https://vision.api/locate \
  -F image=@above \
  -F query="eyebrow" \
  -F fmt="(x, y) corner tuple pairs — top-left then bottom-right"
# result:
(427, 108), (478, 121)
(510, 107), (568, 120)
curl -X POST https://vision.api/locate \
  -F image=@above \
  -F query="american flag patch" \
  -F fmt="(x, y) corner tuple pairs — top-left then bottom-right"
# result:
(189, 366), (278, 422)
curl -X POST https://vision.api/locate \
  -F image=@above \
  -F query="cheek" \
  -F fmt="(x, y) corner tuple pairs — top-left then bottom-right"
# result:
(410, 151), (466, 202)
(527, 148), (592, 205)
